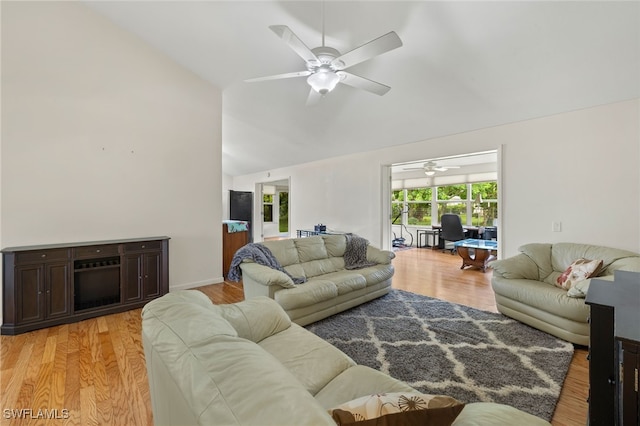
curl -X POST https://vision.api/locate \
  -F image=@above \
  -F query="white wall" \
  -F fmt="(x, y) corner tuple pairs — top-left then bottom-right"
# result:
(233, 99), (640, 257)
(222, 173), (233, 220)
(1, 1), (224, 303)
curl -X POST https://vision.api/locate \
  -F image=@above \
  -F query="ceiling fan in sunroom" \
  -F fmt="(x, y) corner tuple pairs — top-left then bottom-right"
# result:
(403, 161), (461, 176)
(244, 6), (402, 105)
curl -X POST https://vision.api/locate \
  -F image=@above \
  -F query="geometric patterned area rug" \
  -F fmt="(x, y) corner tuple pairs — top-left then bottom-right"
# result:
(306, 289), (574, 421)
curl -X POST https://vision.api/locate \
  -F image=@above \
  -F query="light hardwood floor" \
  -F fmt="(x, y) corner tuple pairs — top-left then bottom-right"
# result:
(0, 247), (588, 425)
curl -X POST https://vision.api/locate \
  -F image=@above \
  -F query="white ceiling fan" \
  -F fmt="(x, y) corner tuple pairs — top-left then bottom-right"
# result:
(244, 6), (402, 105)
(404, 161), (461, 176)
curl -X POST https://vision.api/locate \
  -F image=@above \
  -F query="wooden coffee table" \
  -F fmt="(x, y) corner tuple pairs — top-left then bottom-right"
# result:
(453, 239), (497, 272)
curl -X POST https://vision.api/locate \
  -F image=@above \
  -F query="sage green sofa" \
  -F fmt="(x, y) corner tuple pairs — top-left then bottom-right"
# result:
(239, 235), (394, 326)
(491, 243), (640, 345)
(141, 291), (551, 425)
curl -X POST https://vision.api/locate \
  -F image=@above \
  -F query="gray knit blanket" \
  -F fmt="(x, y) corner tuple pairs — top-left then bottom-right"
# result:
(344, 234), (377, 270)
(227, 243), (306, 284)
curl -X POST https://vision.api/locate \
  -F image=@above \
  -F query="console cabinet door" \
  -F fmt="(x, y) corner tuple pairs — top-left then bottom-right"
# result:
(620, 340), (639, 425)
(46, 261), (71, 319)
(15, 261), (70, 323)
(123, 254), (143, 302)
(142, 251), (162, 299)
(15, 264), (45, 324)
(588, 303), (616, 425)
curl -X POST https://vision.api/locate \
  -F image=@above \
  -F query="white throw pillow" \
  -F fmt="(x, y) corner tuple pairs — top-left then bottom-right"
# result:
(555, 258), (603, 290)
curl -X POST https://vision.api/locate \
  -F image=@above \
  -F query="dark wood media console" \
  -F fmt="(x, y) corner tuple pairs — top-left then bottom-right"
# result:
(585, 270), (640, 426)
(1, 236), (169, 335)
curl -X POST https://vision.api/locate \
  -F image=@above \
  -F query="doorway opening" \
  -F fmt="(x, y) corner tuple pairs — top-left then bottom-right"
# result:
(256, 178), (291, 242)
(383, 149), (501, 256)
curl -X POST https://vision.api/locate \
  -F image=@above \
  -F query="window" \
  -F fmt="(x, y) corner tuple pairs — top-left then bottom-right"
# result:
(263, 194), (273, 223)
(391, 182), (498, 227)
(471, 182), (498, 227)
(391, 190), (405, 224)
(278, 192), (288, 232)
(392, 188), (432, 226)
(437, 184), (467, 222)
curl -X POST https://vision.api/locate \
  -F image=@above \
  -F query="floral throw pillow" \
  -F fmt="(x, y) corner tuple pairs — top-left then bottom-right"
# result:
(328, 392), (465, 426)
(556, 258), (604, 290)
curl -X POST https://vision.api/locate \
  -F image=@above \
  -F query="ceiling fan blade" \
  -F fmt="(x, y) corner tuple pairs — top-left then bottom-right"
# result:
(331, 31), (402, 70)
(306, 88), (323, 106)
(245, 70), (311, 83)
(269, 25), (320, 65)
(338, 71), (391, 96)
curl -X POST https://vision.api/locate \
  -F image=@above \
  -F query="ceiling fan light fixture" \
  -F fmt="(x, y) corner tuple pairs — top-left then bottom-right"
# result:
(307, 69), (340, 95)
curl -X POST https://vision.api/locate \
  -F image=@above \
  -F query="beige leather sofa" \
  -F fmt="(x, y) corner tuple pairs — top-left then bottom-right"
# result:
(141, 290), (551, 426)
(240, 235), (394, 325)
(491, 243), (640, 346)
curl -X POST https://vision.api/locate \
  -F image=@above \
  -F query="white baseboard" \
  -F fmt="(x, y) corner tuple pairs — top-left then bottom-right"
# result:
(169, 277), (224, 292)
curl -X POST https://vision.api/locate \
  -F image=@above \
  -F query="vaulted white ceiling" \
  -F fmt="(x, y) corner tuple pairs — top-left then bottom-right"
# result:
(85, 1), (640, 176)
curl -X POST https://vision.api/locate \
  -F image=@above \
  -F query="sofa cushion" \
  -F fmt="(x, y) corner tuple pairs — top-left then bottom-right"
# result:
(356, 265), (395, 286)
(329, 392), (465, 426)
(262, 239), (300, 266)
(315, 365), (415, 409)
(259, 323), (355, 395)
(295, 236), (329, 262)
(323, 234), (347, 257)
(555, 258), (603, 290)
(314, 271), (367, 295)
(301, 258), (341, 278)
(218, 297), (291, 343)
(274, 280), (338, 310)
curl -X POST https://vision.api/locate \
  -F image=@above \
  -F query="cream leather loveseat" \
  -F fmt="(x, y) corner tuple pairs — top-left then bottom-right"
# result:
(491, 242), (640, 345)
(239, 235), (394, 325)
(141, 291), (551, 426)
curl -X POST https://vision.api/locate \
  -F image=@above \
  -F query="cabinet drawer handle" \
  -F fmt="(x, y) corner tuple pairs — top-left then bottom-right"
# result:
(141, 245), (146, 249)
(96, 249), (101, 253)
(41, 254), (46, 258)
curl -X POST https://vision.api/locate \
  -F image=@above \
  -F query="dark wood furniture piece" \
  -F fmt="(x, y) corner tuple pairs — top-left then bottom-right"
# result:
(452, 239), (497, 272)
(2, 236), (169, 335)
(222, 223), (249, 279)
(585, 270), (640, 426)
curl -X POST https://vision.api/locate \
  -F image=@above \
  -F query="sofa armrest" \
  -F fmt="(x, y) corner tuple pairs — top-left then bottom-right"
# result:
(366, 246), (396, 265)
(239, 263), (296, 288)
(490, 254), (539, 280)
(603, 256), (640, 275)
